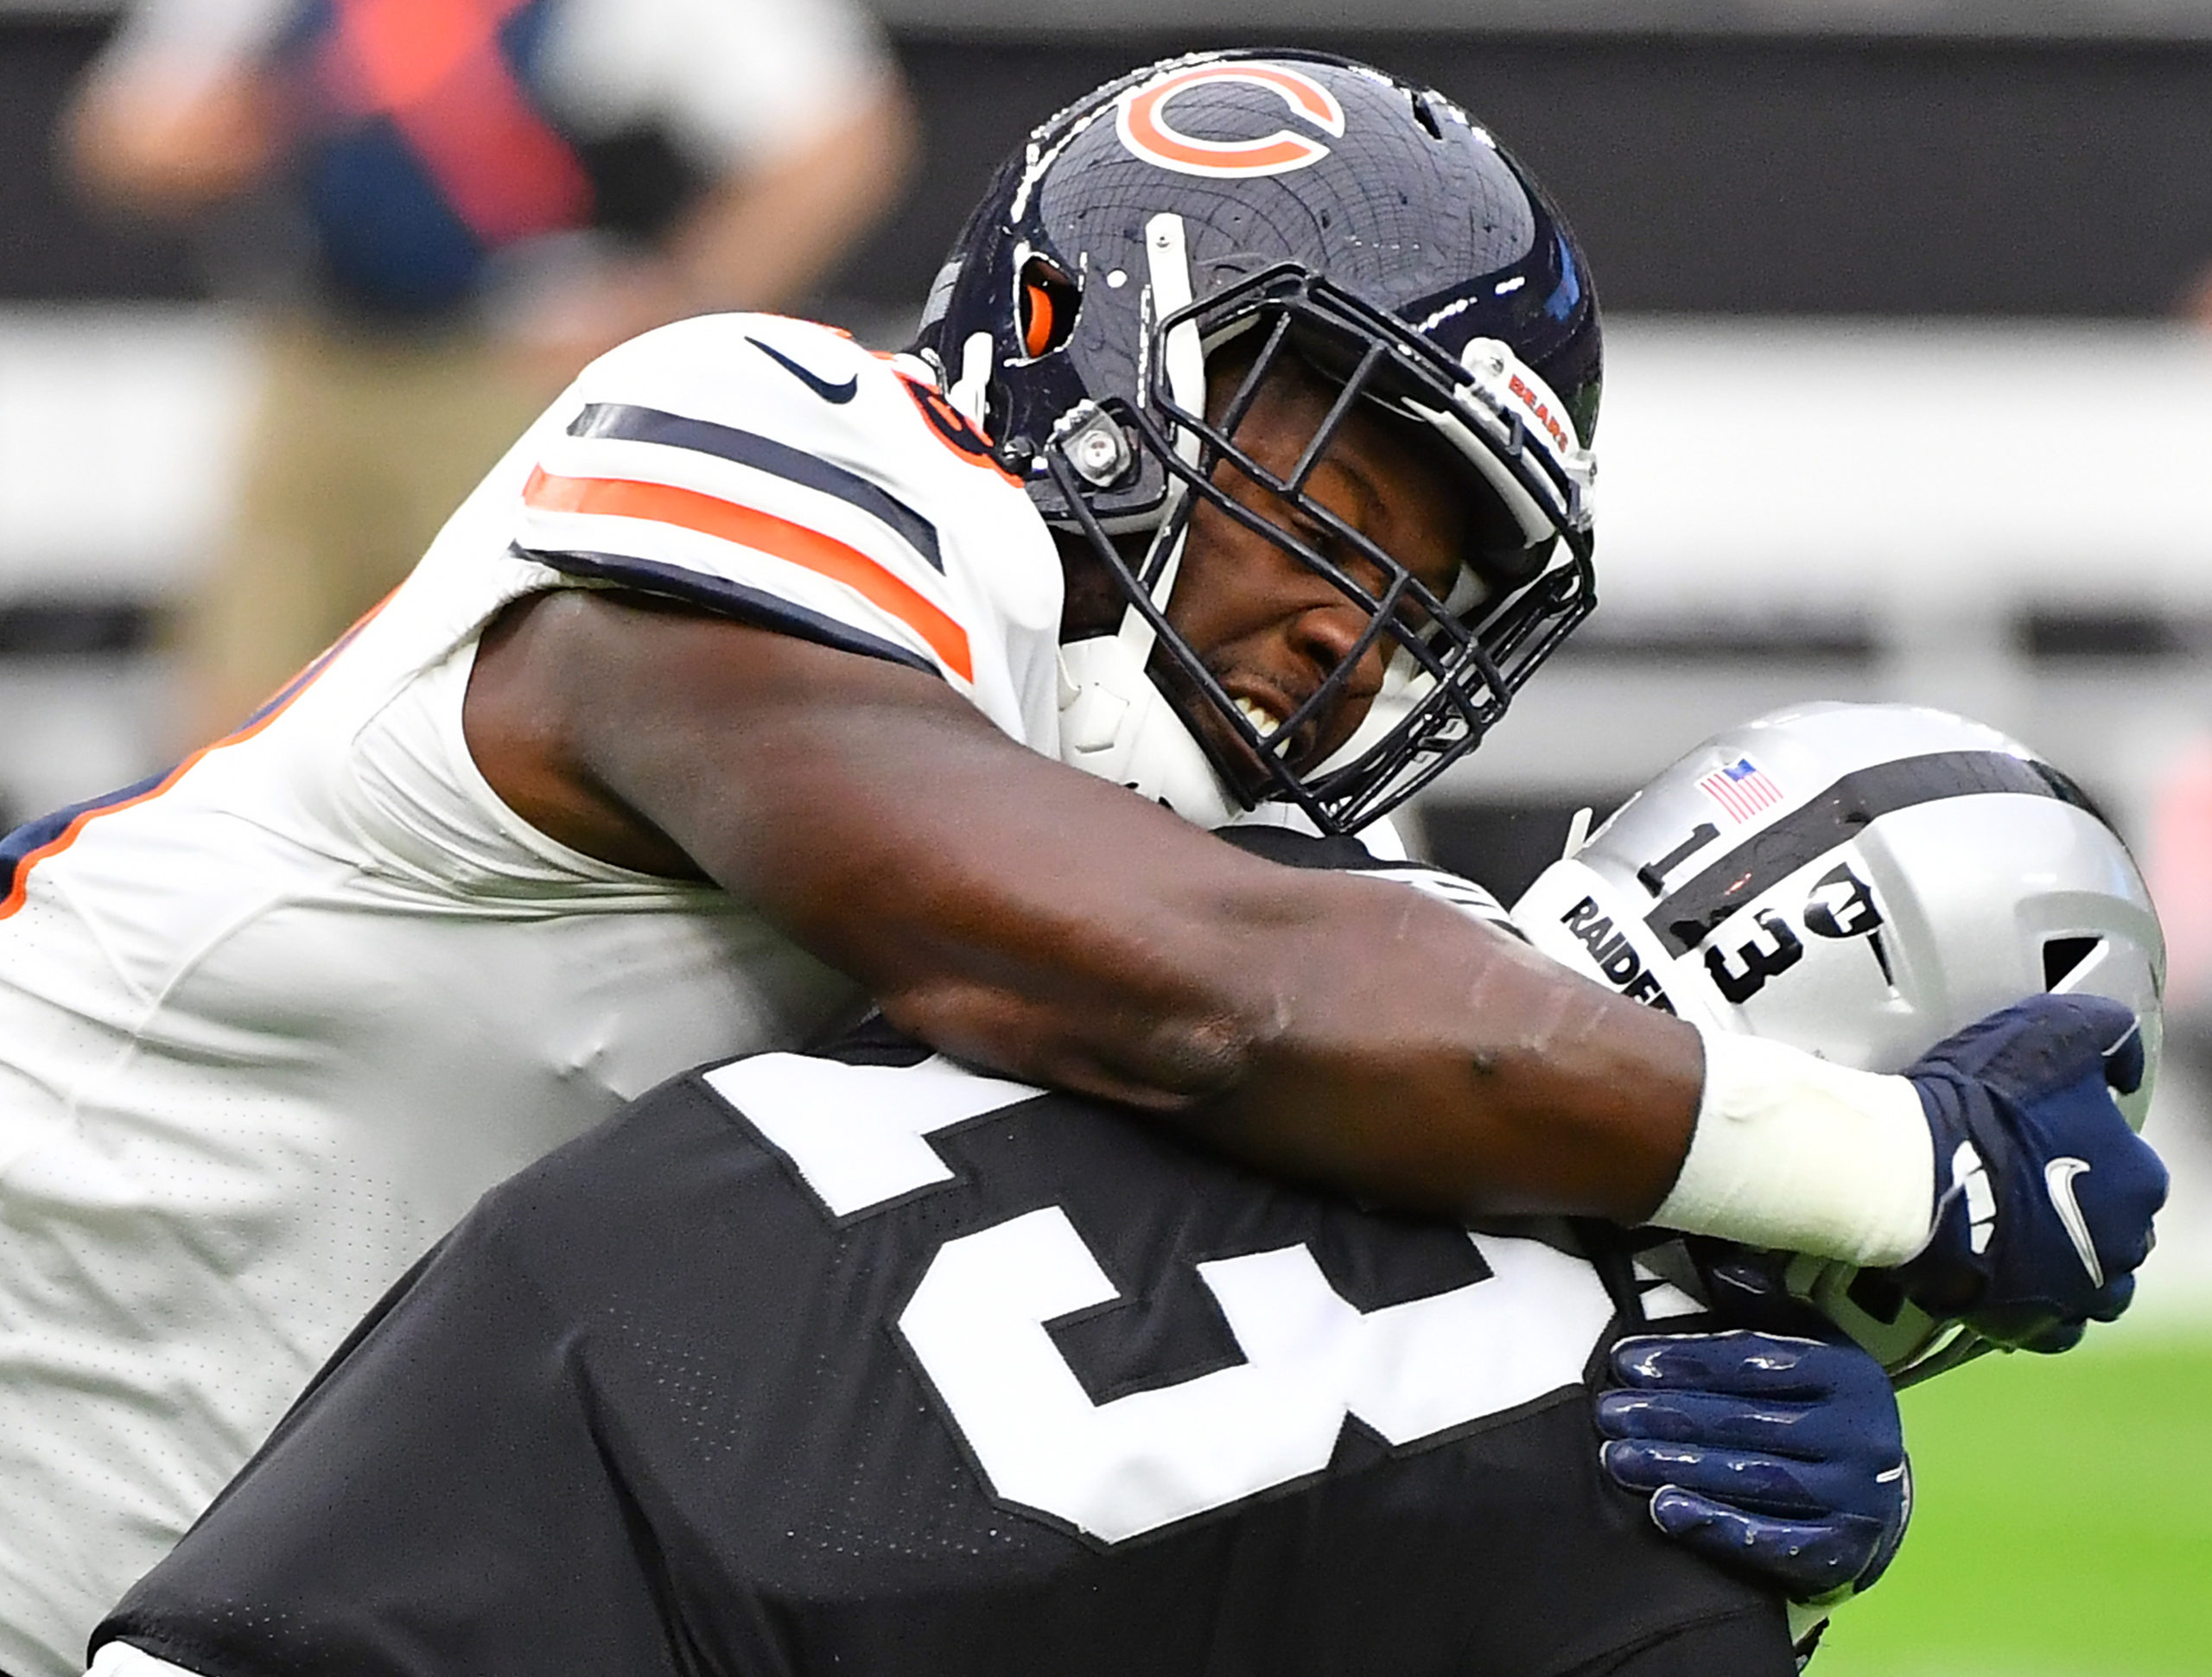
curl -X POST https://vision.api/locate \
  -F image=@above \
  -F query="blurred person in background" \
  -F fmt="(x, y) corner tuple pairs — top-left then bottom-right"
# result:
(62, 0), (917, 740)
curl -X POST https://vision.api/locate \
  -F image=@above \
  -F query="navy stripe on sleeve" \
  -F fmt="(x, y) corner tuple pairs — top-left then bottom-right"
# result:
(0, 768), (173, 901)
(515, 545), (944, 678)
(568, 403), (944, 573)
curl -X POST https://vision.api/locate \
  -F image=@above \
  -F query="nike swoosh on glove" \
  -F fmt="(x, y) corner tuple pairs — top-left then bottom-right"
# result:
(1894, 994), (2168, 1350)
(1597, 1331), (1909, 1603)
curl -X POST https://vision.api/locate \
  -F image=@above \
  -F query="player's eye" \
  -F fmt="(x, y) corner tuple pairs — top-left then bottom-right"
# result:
(1286, 515), (1362, 588)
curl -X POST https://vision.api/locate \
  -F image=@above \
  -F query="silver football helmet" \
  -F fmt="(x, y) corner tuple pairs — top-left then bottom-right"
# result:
(1511, 701), (2165, 1383)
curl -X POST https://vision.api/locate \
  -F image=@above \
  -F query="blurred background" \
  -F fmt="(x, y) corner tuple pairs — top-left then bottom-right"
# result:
(2, 0), (2209, 1667)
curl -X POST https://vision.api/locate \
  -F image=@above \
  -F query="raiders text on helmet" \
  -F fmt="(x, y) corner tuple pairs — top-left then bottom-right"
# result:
(913, 50), (1600, 835)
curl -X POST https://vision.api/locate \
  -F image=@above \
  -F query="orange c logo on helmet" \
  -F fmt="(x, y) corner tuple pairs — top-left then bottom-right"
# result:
(1116, 63), (1346, 179)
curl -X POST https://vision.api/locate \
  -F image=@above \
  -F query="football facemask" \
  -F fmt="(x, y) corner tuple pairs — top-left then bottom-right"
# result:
(916, 51), (1600, 835)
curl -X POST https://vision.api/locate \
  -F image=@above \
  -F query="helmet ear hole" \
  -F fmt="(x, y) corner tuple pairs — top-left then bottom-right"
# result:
(1018, 258), (1080, 360)
(2044, 934), (2105, 991)
(1471, 534), (1552, 594)
(1446, 461), (1551, 595)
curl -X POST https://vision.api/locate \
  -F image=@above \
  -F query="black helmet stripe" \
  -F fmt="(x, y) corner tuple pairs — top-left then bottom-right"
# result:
(1648, 752), (2099, 957)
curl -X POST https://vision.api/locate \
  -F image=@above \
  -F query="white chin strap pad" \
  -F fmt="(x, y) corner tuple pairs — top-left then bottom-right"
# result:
(1057, 632), (1241, 826)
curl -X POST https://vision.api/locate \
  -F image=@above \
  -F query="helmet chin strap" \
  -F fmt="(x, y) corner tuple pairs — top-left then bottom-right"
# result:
(1056, 209), (1244, 827)
(1057, 523), (1244, 826)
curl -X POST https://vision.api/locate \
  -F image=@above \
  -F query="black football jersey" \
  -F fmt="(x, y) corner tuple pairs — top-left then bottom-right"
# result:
(99, 1029), (1791, 1677)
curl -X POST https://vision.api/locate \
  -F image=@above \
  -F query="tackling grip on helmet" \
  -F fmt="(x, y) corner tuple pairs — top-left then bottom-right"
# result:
(1513, 702), (2166, 1384)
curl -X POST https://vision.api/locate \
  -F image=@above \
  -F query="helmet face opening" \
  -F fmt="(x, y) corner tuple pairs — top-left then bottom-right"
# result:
(916, 49), (1603, 835)
(1044, 270), (1593, 830)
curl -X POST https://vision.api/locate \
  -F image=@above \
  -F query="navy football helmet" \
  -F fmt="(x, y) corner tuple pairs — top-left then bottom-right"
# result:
(912, 50), (1600, 835)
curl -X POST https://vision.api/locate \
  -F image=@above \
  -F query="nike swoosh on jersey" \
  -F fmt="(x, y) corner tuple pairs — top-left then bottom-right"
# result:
(2044, 1157), (2105, 1286)
(747, 337), (859, 403)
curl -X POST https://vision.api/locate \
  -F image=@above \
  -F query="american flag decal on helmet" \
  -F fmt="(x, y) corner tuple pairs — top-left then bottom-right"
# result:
(1698, 757), (1785, 823)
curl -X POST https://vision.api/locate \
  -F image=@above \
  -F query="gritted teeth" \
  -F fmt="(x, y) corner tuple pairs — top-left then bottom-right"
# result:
(1233, 696), (1283, 737)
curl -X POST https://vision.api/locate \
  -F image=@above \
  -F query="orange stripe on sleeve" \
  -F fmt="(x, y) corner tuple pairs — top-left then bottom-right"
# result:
(2, 760), (200, 919)
(524, 466), (975, 682)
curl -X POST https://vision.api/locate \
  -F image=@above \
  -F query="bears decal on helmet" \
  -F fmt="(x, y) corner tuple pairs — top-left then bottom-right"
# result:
(1114, 62), (1346, 179)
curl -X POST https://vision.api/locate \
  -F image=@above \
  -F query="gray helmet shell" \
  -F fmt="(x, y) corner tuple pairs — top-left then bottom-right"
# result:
(1513, 701), (2164, 1376)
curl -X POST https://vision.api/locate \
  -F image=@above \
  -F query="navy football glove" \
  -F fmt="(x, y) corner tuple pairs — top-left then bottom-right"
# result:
(1597, 1331), (1908, 1603)
(1895, 994), (2168, 1350)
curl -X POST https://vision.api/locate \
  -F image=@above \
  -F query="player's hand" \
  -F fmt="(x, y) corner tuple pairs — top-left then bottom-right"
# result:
(1596, 1331), (1908, 1602)
(1893, 994), (2167, 1350)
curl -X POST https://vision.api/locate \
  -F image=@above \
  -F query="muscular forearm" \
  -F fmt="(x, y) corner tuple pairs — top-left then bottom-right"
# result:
(756, 760), (1700, 1222)
(1185, 924), (1701, 1220)
(847, 802), (1699, 1221)
(480, 595), (1700, 1223)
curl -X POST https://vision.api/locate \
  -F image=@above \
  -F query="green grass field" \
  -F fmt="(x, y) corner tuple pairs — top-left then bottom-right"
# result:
(1814, 1325), (2212, 1676)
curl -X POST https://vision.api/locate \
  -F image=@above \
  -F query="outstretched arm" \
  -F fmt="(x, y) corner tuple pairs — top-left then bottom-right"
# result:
(467, 587), (2169, 1342)
(466, 590), (1702, 1223)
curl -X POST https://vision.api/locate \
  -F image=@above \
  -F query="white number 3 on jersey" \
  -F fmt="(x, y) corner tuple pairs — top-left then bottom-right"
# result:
(706, 1051), (1614, 1544)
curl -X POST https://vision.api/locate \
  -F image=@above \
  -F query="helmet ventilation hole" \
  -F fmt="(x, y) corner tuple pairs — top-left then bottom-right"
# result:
(1866, 927), (1897, 989)
(1410, 92), (1444, 141)
(1018, 258), (1080, 359)
(1846, 1267), (1908, 1326)
(2043, 934), (2105, 991)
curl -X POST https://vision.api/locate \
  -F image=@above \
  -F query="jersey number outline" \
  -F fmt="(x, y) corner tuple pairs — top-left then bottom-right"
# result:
(704, 1052), (1612, 1544)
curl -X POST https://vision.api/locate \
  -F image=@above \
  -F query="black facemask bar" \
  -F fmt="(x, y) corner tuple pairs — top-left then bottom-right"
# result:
(1042, 264), (1595, 835)
(1681, 1237), (2001, 1392)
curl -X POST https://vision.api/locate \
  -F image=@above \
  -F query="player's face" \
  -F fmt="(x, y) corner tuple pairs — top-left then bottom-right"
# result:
(1166, 359), (1470, 779)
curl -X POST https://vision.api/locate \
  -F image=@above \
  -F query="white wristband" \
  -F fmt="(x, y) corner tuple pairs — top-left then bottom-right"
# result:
(1652, 1026), (1937, 1267)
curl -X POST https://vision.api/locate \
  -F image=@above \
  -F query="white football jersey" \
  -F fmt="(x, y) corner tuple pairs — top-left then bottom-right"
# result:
(0, 314), (1065, 1677)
